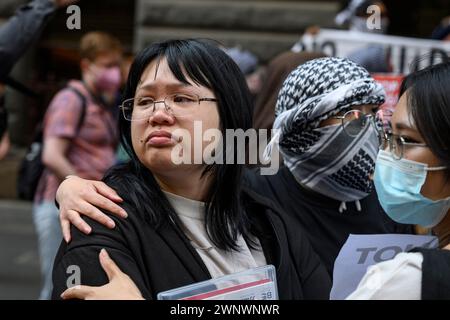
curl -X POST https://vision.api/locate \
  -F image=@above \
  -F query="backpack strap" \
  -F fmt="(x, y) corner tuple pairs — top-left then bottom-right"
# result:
(64, 86), (87, 135)
(412, 247), (450, 299)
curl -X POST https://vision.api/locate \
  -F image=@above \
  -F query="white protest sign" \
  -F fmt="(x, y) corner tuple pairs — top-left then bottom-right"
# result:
(157, 265), (278, 300)
(330, 234), (438, 300)
(292, 28), (450, 74)
(183, 279), (276, 300)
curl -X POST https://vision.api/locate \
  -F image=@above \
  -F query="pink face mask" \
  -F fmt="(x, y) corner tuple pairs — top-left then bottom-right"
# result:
(92, 66), (122, 92)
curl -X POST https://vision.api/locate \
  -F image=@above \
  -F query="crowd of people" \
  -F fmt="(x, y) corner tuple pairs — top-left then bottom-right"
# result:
(0, 0), (449, 300)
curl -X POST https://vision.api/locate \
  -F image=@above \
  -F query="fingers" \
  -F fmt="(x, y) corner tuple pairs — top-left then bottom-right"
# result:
(56, 175), (126, 233)
(67, 210), (92, 234)
(78, 200), (117, 229)
(61, 219), (72, 243)
(94, 181), (124, 203)
(99, 249), (122, 281)
(61, 285), (93, 300)
(88, 189), (128, 219)
(63, 203), (116, 235)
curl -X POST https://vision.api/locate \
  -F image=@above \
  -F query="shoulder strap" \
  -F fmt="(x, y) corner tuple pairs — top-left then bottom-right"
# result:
(64, 86), (87, 134)
(412, 247), (450, 300)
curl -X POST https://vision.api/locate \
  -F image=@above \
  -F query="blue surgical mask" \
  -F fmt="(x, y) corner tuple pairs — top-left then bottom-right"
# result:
(374, 150), (450, 228)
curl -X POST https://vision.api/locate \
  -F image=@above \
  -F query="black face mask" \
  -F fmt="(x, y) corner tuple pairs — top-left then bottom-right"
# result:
(0, 94), (7, 139)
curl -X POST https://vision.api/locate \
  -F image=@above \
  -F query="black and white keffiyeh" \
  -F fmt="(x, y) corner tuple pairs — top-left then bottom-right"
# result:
(270, 57), (386, 208)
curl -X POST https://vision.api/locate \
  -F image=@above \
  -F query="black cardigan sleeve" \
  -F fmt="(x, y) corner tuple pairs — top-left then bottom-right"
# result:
(242, 185), (332, 300)
(51, 211), (152, 300)
(282, 212), (332, 299)
(294, 227), (332, 299)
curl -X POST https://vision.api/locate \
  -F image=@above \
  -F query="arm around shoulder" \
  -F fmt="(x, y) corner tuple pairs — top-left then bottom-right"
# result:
(52, 210), (151, 299)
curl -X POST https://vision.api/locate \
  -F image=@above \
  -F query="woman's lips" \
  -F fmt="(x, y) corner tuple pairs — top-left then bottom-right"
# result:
(146, 130), (176, 146)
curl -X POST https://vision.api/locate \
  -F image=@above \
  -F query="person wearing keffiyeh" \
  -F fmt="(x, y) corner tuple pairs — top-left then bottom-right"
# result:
(254, 57), (413, 274)
(270, 57), (385, 212)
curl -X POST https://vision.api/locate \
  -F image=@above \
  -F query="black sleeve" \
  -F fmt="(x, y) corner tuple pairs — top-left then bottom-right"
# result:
(287, 217), (332, 300)
(51, 211), (152, 300)
(242, 184), (332, 299)
(0, 0), (56, 79)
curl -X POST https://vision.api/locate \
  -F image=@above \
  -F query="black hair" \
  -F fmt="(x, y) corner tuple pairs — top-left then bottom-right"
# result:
(104, 39), (254, 251)
(399, 61), (450, 174)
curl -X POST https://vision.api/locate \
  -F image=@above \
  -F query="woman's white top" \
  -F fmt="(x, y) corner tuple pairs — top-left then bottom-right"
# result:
(164, 191), (267, 279)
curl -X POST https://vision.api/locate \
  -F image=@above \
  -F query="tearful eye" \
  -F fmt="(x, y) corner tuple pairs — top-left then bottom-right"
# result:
(136, 98), (154, 107)
(172, 94), (196, 104)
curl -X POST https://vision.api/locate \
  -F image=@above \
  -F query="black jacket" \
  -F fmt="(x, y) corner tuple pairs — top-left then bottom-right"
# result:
(52, 183), (331, 300)
(244, 166), (413, 276)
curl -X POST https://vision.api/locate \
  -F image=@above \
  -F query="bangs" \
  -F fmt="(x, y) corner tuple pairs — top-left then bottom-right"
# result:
(147, 41), (215, 91)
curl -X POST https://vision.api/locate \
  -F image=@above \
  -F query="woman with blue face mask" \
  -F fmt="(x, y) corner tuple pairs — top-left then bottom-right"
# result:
(348, 61), (450, 300)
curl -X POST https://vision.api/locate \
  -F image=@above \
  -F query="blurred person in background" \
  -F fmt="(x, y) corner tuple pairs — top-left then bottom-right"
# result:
(335, 0), (392, 73)
(33, 31), (122, 299)
(115, 53), (135, 164)
(223, 46), (264, 100)
(431, 16), (450, 42)
(0, 84), (10, 159)
(252, 51), (326, 132)
(0, 0), (80, 160)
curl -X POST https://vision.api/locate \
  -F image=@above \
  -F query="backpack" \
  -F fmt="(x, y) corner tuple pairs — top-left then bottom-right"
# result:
(17, 86), (87, 201)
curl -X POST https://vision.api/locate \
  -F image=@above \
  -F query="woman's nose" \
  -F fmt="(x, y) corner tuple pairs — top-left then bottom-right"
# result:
(148, 102), (175, 126)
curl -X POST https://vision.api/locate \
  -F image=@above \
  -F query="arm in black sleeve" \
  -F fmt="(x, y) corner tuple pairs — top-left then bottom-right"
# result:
(298, 234), (332, 299)
(288, 218), (332, 300)
(0, 0), (56, 79)
(51, 211), (152, 300)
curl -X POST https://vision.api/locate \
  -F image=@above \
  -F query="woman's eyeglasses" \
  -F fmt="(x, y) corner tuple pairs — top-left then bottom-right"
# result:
(380, 132), (428, 160)
(332, 109), (430, 160)
(120, 93), (217, 121)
